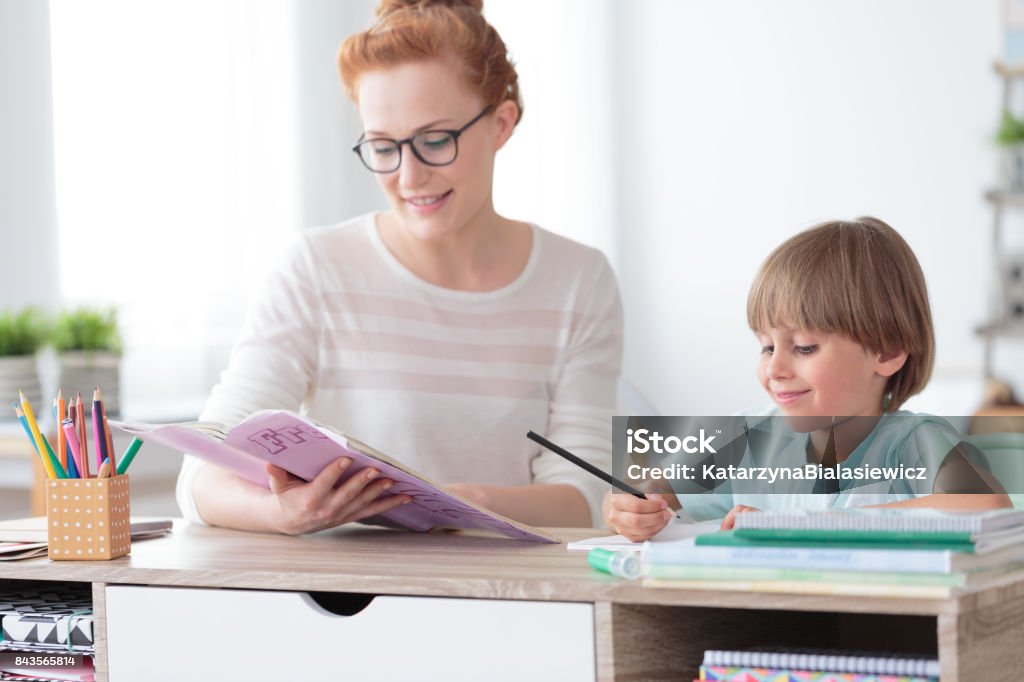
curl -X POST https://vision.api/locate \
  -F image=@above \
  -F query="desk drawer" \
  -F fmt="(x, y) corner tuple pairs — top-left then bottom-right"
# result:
(105, 585), (595, 681)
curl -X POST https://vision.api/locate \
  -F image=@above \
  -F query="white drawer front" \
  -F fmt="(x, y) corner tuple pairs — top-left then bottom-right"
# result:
(106, 585), (595, 681)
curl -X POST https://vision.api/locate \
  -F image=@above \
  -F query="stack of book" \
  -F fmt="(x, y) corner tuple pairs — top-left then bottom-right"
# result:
(644, 508), (1024, 598)
(0, 584), (95, 681)
(694, 647), (939, 681)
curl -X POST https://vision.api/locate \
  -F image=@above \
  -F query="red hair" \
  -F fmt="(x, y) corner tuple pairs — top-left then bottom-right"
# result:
(338, 0), (523, 124)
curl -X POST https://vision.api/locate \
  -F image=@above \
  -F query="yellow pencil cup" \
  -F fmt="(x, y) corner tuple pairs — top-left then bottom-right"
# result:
(46, 474), (131, 560)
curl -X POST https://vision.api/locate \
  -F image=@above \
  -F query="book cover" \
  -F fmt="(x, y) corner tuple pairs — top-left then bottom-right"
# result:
(643, 577), (952, 599)
(698, 530), (977, 553)
(646, 564), (967, 587)
(644, 536), (1024, 574)
(113, 410), (557, 543)
(729, 527), (1024, 554)
(0, 517), (171, 545)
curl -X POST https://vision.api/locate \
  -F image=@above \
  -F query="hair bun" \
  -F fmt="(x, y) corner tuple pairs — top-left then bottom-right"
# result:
(376, 0), (483, 19)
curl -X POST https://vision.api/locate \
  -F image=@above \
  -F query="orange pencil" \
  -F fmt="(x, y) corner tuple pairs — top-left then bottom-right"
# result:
(76, 392), (90, 477)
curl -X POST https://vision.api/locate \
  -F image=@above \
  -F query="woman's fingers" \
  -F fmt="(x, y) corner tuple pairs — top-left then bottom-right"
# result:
(307, 457), (353, 499)
(344, 489), (413, 524)
(266, 462), (305, 495)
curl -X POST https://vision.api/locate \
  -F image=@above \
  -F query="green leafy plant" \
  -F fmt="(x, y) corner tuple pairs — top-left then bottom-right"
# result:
(52, 307), (122, 354)
(997, 110), (1024, 146)
(0, 308), (49, 356)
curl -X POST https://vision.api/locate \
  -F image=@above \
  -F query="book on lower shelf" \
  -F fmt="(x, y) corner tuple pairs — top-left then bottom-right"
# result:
(113, 410), (556, 543)
(0, 583), (95, 681)
(698, 647), (939, 681)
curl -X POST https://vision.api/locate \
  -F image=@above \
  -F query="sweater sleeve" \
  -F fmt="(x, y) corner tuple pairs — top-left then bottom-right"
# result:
(530, 253), (623, 526)
(175, 232), (323, 523)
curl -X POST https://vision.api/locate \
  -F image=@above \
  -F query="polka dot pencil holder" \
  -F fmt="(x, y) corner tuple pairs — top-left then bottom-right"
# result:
(46, 474), (131, 560)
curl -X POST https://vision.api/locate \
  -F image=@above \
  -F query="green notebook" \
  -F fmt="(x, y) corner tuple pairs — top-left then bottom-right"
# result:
(697, 530), (977, 553)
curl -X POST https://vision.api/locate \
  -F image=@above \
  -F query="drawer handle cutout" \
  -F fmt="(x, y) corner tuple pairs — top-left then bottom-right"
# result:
(306, 591), (375, 616)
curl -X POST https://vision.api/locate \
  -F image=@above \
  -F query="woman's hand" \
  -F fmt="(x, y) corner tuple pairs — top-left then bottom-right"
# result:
(602, 490), (675, 542)
(265, 457), (412, 535)
(720, 504), (760, 530)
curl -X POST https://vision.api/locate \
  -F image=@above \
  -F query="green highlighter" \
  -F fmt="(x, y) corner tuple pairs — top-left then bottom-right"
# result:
(587, 548), (642, 580)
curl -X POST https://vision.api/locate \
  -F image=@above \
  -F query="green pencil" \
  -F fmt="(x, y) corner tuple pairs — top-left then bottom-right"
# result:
(116, 437), (143, 475)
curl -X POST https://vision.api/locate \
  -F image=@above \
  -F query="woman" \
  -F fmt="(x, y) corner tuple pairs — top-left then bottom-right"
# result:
(176, 0), (623, 534)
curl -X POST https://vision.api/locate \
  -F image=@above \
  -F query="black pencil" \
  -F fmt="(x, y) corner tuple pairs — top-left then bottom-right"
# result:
(526, 431), (681, 519)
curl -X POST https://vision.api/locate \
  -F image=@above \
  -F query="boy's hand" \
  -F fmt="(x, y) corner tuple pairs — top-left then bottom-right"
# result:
(602, 490), (674, 542)
(720, 504), (760, 530)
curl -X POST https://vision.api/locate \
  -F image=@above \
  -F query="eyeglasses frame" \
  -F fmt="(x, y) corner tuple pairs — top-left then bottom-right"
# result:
(351, 105), (494, 173)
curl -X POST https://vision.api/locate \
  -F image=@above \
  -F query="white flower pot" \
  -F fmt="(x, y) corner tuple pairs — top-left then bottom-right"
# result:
(0, 355), (43, 419)
(56, 351), (121, 416)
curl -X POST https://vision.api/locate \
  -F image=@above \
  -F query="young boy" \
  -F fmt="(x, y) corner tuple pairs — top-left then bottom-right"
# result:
(605, 217), (1010, 541)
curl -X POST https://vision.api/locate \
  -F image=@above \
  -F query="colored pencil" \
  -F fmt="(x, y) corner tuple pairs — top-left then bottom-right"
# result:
(116, 438), (143, 475)
(93, 388), (107, 471)
(97, 457), (111, 478)
(62, 418), (85, 480)
(101, 398), (116, 471)
(76, 393), (90, 477)
(16, 404), (67, 479)
(57, 390), (67, 472)
(18, 391), (59, 479)
(66, 448), (79, 478)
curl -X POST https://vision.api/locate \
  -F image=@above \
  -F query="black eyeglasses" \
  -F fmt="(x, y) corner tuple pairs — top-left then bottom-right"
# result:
(352, 106), (493, 173)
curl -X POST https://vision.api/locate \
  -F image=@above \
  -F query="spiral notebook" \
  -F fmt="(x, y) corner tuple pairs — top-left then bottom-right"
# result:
(732, 508), (1024, 534)
(701, 647), (939, 678)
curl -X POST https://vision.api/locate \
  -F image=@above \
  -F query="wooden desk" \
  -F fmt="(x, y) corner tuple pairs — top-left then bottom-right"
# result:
(1, 521), (1022, 680)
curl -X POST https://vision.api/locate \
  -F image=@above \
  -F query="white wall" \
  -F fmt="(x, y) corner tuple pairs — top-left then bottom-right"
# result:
(6, 1), (1020, 427)
(608, 0), (1016, 415)
(0, 1), (59, 310)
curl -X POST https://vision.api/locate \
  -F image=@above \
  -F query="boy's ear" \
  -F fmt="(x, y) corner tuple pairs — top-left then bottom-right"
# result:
(874, 349), (908, 378)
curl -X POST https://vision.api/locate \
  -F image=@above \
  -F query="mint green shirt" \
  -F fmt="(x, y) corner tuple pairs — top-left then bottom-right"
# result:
(678, 411), (972, 521)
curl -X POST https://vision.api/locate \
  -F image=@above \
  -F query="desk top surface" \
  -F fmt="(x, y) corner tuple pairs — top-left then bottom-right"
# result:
(0, 519), (1014, 616)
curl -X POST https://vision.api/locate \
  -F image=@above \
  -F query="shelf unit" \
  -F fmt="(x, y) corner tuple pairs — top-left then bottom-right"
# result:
(2, 522), (1024, 681)
(981, 62), (1024, 379)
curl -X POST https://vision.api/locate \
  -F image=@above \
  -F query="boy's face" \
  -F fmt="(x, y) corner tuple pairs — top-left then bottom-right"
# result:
(754, 325), (899, 427)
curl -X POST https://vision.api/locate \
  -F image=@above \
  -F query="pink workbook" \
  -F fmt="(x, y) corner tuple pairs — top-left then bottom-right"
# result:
(113, 410), (557, 543)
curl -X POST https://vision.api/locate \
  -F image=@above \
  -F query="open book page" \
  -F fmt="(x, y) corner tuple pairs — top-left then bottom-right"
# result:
(113, 410), (556, 543)
(566, 519), (721, 551)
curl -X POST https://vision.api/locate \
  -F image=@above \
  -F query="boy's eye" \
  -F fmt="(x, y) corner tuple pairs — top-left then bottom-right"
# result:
(795, 345), (818, 355)
(760, 346), (774, 355)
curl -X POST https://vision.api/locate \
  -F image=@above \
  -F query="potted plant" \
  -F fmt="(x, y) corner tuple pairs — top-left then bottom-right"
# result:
(52, 307), (123, 416)
(0, 308), (48, 417)
(996, 110), (1024, 192)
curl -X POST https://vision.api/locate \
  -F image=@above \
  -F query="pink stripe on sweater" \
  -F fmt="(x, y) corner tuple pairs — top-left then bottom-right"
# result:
(323, 330), (560, 365)
(322, 291), (578, 330)
(318, 369), (547, 399)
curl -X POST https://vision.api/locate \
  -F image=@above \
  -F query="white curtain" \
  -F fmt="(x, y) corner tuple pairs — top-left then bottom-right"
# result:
(48, 0), (382, 418)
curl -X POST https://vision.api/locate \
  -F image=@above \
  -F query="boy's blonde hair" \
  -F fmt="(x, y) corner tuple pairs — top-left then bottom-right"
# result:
(747, 217), (934, 412)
